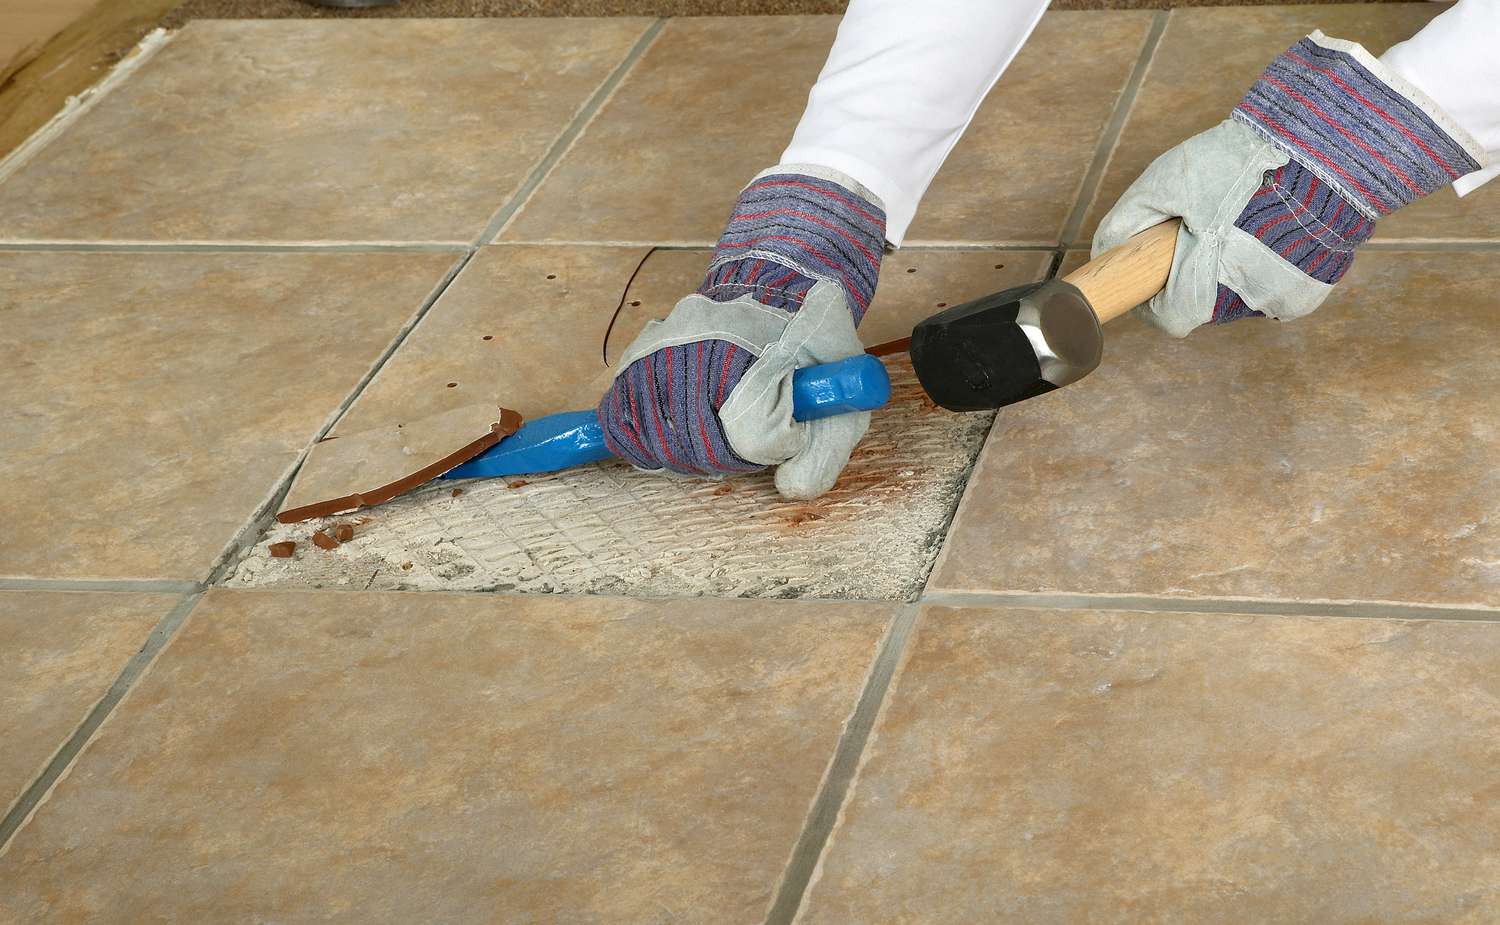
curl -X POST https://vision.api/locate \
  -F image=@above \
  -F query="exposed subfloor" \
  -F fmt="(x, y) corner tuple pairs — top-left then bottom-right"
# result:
(228, 360), (993, 600)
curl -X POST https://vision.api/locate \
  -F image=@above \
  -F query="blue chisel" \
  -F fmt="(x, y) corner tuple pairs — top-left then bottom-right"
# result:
(441, 353), (892, 480)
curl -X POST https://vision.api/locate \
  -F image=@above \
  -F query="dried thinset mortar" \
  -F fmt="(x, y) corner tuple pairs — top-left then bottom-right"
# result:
(228, 359), (991, 600)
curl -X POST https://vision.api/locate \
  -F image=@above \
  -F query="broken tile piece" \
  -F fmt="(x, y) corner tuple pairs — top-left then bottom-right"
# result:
(268, 542), (295, 559)
(311, 531), (338, 551)
(278, 404), (522, 523)
(333, 524), (355, 543)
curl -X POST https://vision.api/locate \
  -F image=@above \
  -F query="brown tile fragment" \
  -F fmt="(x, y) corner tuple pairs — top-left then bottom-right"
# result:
(506, 480), (528, 490)
(450, 488), (464, 498)
(278, 404), (522, 523)
(333, 524), (354, 543)
(268, 542), (295, 559)
(311, 531), (338, 551)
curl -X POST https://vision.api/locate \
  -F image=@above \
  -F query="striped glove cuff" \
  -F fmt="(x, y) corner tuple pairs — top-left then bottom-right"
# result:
(1233, 31), (1485, 219)
(698, 167), (886, 323)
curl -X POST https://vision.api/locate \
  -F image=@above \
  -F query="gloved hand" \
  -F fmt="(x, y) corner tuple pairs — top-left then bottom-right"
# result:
(1095, 31), (1488, 336)
(598, 166), (885, 499)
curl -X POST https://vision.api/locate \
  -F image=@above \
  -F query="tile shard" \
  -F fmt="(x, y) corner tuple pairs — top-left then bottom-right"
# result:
(277, 404), (523, 524)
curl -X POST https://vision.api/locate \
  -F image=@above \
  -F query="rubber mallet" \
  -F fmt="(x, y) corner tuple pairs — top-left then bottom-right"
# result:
(908, 219), (1180, 411)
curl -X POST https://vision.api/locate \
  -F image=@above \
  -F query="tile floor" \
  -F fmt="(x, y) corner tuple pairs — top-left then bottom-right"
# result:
(2, 6), (1498, 922)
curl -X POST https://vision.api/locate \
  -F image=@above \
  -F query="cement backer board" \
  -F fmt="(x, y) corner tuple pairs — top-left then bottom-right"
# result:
(228, 248), (1052, 599)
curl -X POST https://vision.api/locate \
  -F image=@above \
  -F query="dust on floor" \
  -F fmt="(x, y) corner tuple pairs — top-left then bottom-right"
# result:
(226, 357), (992, 601)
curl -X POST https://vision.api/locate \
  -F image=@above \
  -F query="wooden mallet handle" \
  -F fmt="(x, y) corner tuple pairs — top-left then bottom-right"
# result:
(1061, 218), (1181, 324)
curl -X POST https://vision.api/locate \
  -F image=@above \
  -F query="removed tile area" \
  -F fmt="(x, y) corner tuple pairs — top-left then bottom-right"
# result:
(0, 589), (893, 923)
(0, 251), (458, 581)
(930, 251), (1500, 607)
(230, 250), (1050, 600)
(0, 591), (174, 822)
(232, 357), (993, 599)
(1080, 4), (1498, 244)
(798, 605), (1500, 924)
(500, 11), (1154, 245)
(0, 19), (651, 244)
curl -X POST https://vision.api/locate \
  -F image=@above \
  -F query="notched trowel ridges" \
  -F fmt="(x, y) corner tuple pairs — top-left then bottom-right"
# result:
(277, 404), (523, 524)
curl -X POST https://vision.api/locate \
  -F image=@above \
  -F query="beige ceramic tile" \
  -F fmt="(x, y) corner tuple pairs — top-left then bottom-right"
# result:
(501, 12), (1153, 246)
(930, 251), (1500, 607)
(799, 605), (1500, 924)
(334, 243), (1051, 434)
(0, 588), (894, 923)
(0, 19), (650, 244)
(0, 251), (458, 581)
(1082, 4), (1498, 244)
(0, 591), (175, 819)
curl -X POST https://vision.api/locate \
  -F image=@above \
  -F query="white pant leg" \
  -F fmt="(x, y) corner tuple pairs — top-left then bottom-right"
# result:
(1380, 0), (1500, 194)
(780, 0), (1051, 245)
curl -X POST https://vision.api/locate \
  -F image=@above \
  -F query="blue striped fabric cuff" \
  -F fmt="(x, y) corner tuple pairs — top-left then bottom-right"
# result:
(698, 170), (886, 323)
(1233, 31), (1485, 218)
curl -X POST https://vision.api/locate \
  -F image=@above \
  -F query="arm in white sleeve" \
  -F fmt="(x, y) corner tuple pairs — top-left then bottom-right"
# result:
(780, 0), (1051, 245)
(1380, 0), (1500, 195)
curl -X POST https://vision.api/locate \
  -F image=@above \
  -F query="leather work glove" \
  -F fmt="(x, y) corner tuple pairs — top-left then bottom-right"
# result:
(597, 166), (885, 499)
(1095, 31), (1488, 336)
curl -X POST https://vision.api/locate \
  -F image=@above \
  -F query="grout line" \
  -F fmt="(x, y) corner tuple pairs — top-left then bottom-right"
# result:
(1045, 248), (1066, 281)
(0, 242), (471, 253)
(0, 30), (174, 188)
(475, 18), (667, 247)
(202, 250), (477, 586)
(0, 591), (203, 854)
(0, 578), (200, 595)
(763, 604), (920, 925)
(917, 590), (1500, 623)
(1057, 9), (1169, 249)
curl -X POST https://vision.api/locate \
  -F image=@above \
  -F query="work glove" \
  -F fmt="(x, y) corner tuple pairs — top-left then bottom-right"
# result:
(598, 166), (886, 499)
(1095, 31), (1488, 336)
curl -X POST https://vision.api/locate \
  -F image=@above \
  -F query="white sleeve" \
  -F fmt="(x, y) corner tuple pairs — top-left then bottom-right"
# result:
(1380, 0), (1500, 195)
(780, 0), (1051, 245)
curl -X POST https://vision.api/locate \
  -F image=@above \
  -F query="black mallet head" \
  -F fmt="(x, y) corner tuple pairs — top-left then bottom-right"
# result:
(908, 279), (1104, 412)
